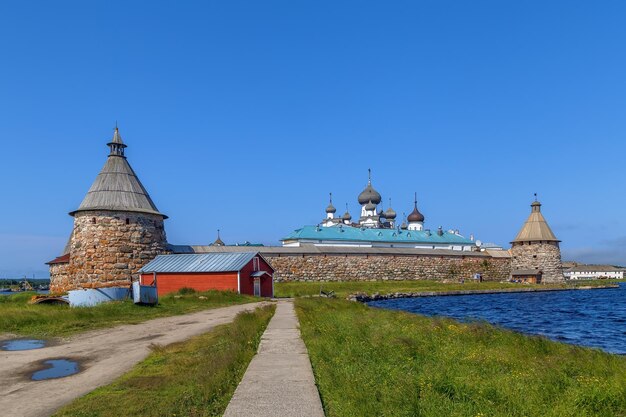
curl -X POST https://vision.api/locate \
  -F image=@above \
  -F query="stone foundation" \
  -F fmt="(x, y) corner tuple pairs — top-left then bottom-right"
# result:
(50, 211), (167, 293)
(510, 242), (564, 283)
(266, 253), (512, 282)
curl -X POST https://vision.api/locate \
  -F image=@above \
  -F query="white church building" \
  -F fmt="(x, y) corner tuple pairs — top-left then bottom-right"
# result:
(282, 170), (476, 251)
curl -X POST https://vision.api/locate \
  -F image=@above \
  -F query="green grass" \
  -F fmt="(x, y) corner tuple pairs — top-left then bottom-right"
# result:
(275, 279), (618, 298)
(54, 304), (275, 417)
(296, 298), (626, 417)
(0, 290), (258, 338)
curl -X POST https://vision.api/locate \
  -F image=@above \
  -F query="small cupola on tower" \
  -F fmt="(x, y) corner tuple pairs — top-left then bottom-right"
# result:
(325, 193), (337, 219)
(107, 125), (127, 157)
(407, 193), (425, 231)
(400, 213), (408, 230)
(342, 203), (352, 224)
(510, 194), (564, 284)
(385, 198), (397, 228)
(212, 229), (225, 246)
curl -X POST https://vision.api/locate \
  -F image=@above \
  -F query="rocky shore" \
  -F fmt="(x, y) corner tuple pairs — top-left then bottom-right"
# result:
(347, 284), (620, 302)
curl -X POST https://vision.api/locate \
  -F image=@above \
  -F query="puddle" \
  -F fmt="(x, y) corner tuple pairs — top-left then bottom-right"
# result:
(1, 339), (46, 351)
(31, 359), (80, 381)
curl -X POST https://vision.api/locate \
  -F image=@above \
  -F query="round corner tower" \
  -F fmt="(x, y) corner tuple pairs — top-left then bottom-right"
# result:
(510, 199), (564, 283)
(49, 128), (168, 292)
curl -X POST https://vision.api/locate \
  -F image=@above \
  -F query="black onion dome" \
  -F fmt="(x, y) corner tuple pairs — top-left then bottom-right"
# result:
(325, 192), (336, 213)
(385, 198), (397, 219)
(342, 211), (352, 221)
(407, 205), (425, 222)
(358, 183), (382, 205)
(400, 221), (408, 230)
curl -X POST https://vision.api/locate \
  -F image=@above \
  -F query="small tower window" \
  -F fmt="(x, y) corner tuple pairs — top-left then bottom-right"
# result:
(126, 218), (130, 225)
(91, 218), (96, 224)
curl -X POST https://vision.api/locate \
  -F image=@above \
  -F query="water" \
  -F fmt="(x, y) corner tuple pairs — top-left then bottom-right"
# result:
(368, 283), (626, 354)
(0, 290), (50, 296)
(31, 359), (79, 381)
(0, 339), (46, 351)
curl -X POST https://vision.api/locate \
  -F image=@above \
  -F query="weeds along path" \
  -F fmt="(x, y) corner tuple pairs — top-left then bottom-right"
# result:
(0, 301), (268, 417)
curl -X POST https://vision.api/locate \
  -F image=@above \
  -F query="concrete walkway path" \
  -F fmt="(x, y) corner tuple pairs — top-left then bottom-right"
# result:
(224, 299), (325, 417)
(0, 301), (266, 417)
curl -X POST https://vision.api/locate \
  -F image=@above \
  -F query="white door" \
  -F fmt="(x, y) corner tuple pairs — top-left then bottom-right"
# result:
(254, 278), (261, 297)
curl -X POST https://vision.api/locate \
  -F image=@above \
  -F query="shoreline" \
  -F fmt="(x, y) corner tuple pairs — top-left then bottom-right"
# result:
(348, 283), (620, 302)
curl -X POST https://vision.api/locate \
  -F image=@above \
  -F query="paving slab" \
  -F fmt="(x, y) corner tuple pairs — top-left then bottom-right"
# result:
(223, 300), (325, 417)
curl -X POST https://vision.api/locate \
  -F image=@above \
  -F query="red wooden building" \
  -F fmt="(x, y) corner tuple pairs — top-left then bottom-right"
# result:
(139, 252), (274, 297)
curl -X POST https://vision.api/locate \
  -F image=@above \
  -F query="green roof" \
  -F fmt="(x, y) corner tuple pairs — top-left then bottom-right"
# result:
(282, 225), (474, 245)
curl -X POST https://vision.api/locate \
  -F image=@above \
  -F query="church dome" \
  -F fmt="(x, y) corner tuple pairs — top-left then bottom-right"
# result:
(385, 198), (396, 219)
(400, 221), (408, 230)
(342, 211), (352, 221)
(358, 184), (382, 205)
(358, 169), (382, 205)
(407, 193), (425, 223)
(325, 192), (336, 213)
(365, 200), (377, 211)
(407, 206), (425, 223)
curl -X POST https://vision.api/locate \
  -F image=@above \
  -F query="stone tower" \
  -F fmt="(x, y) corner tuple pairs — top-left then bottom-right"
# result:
(510, 198), (564, 283)
(49, 128), (168, 293)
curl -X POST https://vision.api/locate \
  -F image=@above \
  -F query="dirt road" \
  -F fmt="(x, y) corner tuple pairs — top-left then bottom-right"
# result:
(0, 302), (267, 417)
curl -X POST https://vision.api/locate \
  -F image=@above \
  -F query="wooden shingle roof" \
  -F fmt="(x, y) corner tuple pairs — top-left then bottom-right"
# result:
(511, 200), (558, 243)
(69, 129), (166, 218)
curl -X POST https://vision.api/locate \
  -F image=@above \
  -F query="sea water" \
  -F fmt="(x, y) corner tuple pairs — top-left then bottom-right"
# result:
(368, 282), (626, 354)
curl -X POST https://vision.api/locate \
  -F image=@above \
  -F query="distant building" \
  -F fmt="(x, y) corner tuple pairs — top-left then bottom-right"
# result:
(510, 198), (564, 283)
(285, 170), (476, 251)
(564, 265), (624, 280)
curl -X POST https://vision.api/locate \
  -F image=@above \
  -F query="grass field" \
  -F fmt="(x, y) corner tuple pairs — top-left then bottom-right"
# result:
(0, 289), (257, 338)
(296, 298), (626, 417)
(53, 304), (275, 417)
(275, 279), (620, 298)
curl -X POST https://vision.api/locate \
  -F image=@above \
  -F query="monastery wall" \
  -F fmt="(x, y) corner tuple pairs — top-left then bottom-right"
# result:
(51, 211), (167, 293)
(266, 253), (512, 282)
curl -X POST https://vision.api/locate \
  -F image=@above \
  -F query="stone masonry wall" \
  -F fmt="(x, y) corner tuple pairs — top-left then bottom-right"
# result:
(511, 242), (564, 283)
(51, 211), (167, 293)
(49, 262), (70, 289)
(266, 254), (512, 282)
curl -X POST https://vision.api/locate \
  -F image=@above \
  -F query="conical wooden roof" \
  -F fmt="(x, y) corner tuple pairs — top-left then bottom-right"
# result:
(69, 129), (166, 218)
(511, 200), (558, 243)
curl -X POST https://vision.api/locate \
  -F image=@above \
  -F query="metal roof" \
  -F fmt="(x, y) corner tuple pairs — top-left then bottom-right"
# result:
(512, 200), (558, 243)
(70, 130), (166, 218)
(281, 225), (474, 245)
(565, 265), (622, 273)
(139, 252), (259, 273)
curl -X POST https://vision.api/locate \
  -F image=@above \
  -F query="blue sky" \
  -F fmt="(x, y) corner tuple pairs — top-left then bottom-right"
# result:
(1, 1), (626, 277)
